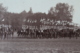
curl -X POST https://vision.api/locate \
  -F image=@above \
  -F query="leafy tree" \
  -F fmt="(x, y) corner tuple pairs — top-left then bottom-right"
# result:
(55, 3), (74, 22)
(48, 3), (74, 22)
(0, 3), (7, 23)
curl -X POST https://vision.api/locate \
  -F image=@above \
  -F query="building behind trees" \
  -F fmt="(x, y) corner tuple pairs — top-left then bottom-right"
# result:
(0, 3), (78, 30)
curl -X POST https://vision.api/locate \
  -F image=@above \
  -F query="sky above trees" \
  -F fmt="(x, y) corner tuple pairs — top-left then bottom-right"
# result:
(0, 0), (80, 25)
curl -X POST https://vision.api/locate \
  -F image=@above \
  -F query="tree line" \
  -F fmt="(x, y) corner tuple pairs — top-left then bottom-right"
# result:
(0, 3), (74, 30)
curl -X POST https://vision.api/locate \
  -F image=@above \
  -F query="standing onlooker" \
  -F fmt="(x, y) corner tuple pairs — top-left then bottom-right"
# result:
(13, 29), (18, 37)
(10, 29), (14, 38)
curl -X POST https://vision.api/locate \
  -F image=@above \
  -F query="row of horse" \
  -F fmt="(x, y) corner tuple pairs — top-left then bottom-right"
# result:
(17, 28), (80, 39)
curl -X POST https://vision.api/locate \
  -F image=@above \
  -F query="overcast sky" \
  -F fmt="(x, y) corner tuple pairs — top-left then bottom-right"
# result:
(0, 0), (80, 25)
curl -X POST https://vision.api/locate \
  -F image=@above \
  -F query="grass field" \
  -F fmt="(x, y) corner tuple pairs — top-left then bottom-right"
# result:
(0, 37), (80, 53)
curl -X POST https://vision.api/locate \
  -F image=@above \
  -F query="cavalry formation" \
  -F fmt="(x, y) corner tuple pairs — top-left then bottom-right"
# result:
(17, 28), (80, 39)
(0, 27), (80, 39)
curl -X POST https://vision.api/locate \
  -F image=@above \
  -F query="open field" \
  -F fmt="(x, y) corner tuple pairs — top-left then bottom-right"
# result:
(0, 38), (80, 53)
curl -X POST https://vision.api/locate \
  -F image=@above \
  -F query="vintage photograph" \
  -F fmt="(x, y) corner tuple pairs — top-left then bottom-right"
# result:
(0, 0), (80, 53)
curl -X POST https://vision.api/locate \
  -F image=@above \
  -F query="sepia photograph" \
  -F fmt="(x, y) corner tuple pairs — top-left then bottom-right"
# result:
(0, 0), (80, 53)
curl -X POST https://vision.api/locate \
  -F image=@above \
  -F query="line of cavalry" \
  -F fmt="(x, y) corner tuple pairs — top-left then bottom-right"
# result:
(17, 28), (80, 39)
(0, 27), (80, 39)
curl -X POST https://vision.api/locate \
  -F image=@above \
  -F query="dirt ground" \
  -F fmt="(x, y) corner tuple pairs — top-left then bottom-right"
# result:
(0, 37), (80, 53)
